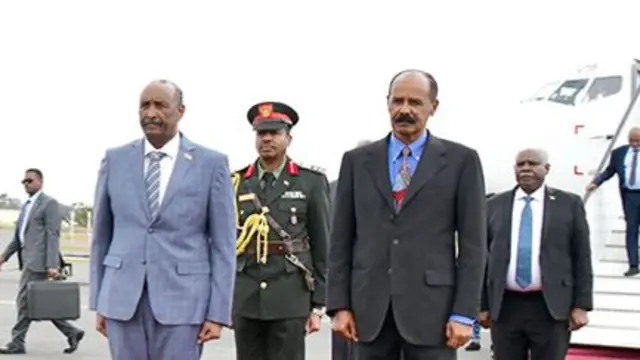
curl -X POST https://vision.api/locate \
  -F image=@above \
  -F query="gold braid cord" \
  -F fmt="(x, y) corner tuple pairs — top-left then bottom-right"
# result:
(232, 172), (271, 264)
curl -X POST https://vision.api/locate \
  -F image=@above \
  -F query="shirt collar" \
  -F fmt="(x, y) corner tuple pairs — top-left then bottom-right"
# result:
(390, 130), (428, 160)
(144, 133), (180, 159)
(27, 191), (42, 203)
(258, 160), (287, 180)
(515, 184), (546, 201)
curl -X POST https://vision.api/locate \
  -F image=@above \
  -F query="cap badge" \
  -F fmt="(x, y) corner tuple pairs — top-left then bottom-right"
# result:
(258, 103), (273, 118)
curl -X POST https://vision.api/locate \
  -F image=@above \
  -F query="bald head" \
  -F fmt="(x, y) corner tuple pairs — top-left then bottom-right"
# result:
(629, 126), (640, 148)
(387, 69), (438, 100)
(144, 79), (184, 107)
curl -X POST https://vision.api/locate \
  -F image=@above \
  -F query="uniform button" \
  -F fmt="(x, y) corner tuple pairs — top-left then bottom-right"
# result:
(393, 239), (399, 245)
(260, 281), (268, 290)
(388, 268), (393, 275)
(147, 228), (153, 233)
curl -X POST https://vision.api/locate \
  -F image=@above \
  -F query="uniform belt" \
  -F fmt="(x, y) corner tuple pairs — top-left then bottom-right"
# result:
(245, 239), (310, 255)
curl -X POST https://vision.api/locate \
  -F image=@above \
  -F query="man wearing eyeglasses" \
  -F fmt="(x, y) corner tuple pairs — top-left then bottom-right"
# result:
(0, 168), (84, 355)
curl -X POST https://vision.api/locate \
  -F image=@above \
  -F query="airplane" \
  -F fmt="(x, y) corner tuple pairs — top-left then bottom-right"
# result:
(474, 58), (640, 358)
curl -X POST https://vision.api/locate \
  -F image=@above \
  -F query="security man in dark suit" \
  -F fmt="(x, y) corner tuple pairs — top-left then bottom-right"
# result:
(480, 148), (592, 360)
(232, 101), (331, 360)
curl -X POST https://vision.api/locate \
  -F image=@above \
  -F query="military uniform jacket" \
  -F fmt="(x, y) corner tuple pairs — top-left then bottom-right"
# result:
(232, 159), (330, 320)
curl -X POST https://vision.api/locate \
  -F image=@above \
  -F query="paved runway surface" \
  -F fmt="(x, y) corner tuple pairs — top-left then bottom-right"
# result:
(0, 230), (494, 359)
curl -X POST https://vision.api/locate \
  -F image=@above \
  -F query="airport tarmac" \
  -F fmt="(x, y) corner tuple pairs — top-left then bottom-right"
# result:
(0, 231), (494, 359)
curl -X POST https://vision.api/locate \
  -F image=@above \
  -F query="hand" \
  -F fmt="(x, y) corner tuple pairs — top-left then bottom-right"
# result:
(96, 314), (107, 337)
(331, 310), (358, 342)
(305, 313), (322, 335)
(585, 183), (597, 192)
(477, 311), (491, 329)
(198, 321), (223, 344)
(446, 321), (472, 349)
(569, 308), (589, 331)
(47, 268), (60, 279)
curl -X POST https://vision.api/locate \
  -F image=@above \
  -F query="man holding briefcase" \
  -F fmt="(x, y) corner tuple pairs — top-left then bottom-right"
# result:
(0, 169), (84, 355)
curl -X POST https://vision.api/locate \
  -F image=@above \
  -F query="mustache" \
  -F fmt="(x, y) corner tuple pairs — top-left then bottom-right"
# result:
(394, 113), (417, 124)
(141, 117), (163, 126)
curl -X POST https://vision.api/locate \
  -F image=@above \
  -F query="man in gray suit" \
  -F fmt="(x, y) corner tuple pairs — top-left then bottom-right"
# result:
(89, 80), (237, 360)
(327, 70), (487, 360)
(0, 168), (84, 355)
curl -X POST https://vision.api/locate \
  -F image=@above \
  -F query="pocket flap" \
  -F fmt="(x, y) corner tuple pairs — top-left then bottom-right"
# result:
(424, 270), (454, 286)
(102, 255), (122, 269)
(177, 261), (211, 275)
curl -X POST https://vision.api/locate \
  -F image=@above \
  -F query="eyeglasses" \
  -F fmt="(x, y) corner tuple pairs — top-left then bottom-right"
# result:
(21, 179), (33, 185)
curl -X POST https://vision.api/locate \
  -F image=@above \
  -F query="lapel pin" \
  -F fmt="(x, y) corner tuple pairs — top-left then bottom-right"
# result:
(549, 195), (555, 200)
(284, 180), (289, 186)
(184, 153), (192, 161)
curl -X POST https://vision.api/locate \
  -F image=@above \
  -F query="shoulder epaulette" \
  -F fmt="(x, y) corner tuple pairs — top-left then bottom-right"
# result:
(297, 162), (327, 175)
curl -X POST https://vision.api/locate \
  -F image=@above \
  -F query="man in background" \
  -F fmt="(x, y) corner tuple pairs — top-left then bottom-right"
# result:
(481, 148), (592, 360)
(587, 126), (640, 276)
(89, 80), (236, 360)
(0, 169), (84, 355)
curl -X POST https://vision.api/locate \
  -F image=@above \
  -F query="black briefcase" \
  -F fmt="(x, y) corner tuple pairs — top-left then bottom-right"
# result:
(26, 280), (81, 321)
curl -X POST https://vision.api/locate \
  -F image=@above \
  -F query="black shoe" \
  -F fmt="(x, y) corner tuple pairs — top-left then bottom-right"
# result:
(465, 341), (481, 351)
(63, 330), (84, 354)
(0, 343), (25, 354)
(624, 267), (639, 277)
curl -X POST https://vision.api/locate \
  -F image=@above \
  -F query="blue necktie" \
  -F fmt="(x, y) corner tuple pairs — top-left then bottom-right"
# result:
(146, 151), (165, 218)
(516, 196), (533, 289)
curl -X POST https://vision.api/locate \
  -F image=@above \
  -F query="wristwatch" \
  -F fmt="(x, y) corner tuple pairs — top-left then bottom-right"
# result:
(311, 307), (326, 318)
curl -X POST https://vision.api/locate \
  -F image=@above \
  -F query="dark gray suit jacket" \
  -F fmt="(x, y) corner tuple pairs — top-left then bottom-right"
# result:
(481, 187), (593, 320)
(327, 134), (487, 345)
(1, 193), (62, 272)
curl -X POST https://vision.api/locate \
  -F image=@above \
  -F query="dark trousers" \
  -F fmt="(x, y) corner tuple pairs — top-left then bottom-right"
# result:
(491, 291), (570, 360)
(233, 316), (306, 360)
(355, 306), (454, 360)
(332, 332), (354, 360)
(623, 191), (640, 267)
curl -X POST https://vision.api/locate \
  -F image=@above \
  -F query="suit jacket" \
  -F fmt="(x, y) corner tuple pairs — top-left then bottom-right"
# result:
(594, 145), (629, 195)
(88, 135), (237, 326)
(0, 193), (61, 272)
(326, 134), (487, 345)
(480, 187), (593, 321)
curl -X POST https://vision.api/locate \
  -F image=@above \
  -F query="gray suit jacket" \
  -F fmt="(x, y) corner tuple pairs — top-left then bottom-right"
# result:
(89, 135), (237, 326)
(481, 187), (593, 320)
(1, 193), (61, 273)
(327, 134), (487, 345)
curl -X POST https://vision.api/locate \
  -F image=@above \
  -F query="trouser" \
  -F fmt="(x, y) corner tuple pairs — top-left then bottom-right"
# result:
(234, 316), (307, 360)
(623, 190), (640, 267)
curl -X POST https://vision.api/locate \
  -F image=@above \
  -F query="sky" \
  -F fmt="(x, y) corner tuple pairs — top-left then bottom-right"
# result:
(0, 0), (638, 204)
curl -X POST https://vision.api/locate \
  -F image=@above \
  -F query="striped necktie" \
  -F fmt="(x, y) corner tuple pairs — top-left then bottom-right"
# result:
(392, 146), (412, 210)
(146, 151), (166, 218)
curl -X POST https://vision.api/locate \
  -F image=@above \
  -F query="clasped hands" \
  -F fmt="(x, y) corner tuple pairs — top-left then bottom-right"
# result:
(331, 310), (474, 349)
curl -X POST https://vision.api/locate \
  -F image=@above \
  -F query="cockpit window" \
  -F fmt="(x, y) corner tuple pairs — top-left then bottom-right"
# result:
(585, 76), (622, 102)
(547, 79), (589, 106)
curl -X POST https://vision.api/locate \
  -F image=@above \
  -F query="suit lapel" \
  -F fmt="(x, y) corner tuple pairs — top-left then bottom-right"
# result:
(129, 140), (150, 220)
(24, 194), (45, 232)
(266, 164), (295, 205)
(400, 136), (446, 210)
(364, 136), (394, 211)
(158, 137), (196, 215)
(502, 188), (517, 260)
(541, 187), (556, 250)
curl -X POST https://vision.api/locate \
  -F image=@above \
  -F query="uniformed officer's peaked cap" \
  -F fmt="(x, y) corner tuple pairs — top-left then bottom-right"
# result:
(247, 101), (299, 131)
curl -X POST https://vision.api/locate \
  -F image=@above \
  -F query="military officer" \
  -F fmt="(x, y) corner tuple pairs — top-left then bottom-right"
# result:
(232, 101), (331, 360)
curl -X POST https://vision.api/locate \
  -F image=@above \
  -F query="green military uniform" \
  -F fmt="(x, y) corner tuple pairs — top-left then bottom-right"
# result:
(232, 101), (331, 360)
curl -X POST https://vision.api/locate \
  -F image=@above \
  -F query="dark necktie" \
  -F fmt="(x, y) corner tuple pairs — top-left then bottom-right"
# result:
(261, 172), (275, 194)
(630, 148), (639, 186)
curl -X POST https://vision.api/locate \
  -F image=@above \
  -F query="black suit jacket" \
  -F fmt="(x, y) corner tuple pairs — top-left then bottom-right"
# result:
(327, 134), (487, 345)
(481, 187), (593, 321)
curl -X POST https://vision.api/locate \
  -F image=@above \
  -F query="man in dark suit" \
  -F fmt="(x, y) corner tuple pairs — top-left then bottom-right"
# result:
(479, 148), (593, 360)
(587, 126), (640, 276)
(327, 69), (487, 360)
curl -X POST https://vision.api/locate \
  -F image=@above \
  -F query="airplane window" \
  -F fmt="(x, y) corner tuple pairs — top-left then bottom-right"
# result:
(547, 79), (589, 106)
(585, 76), (623, 101)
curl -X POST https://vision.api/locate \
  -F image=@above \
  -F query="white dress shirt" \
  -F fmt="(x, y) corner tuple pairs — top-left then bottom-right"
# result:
(506, 185), (545, 292)
(144, 134), (180, 206)
(19, 191), (42, 245)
